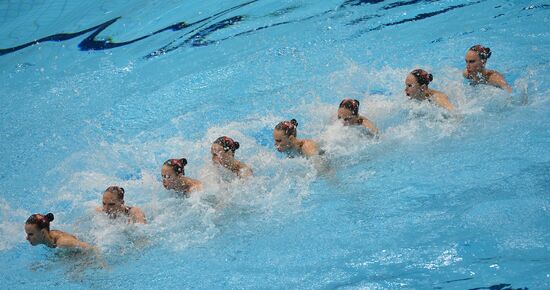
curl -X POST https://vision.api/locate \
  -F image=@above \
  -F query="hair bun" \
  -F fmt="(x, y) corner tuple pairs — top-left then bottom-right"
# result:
(180, 158), (187, 166)
(354, 99), (360, 106)
(486, 47), (492, 59)
(120, 187), (125, 194)
(290, 119), (298, 127)
(234, 142), (240, 150)
(428, 74), (433, 82)
(46, 213), (54, 222)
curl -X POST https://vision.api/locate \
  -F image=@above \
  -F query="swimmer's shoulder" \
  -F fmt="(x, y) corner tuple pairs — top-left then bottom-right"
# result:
(486, 70), (512, 92)
(237, 162), (253, 177)
(359, 116), (379, 135)
(128, 207), (146, 224)
(184, 177), (203, 192)
(486, 69), (504, 82)
(430, 89), (454, 111)
(51, 230), (89, 249)
(430, 89), (448, 100)
(301, 139), (320, 157)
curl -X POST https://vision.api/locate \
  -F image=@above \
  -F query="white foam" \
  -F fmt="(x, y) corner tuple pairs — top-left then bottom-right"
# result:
(0, 198), (29, 251)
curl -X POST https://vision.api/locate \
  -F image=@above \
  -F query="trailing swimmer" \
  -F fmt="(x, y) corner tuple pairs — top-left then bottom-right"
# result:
(273, 119), (321, 158)
(405, 69), (454, 111)
(25, 213), (89, 249)
(161, 158), (202, 196)
(463, 44), (512, 93)
(98, 186), (146, 224)
(211, 136), (252, 178)
(337, 98), (380, 136)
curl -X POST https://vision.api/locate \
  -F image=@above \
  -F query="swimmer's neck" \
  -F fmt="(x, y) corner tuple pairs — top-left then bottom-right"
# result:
(173, 176), (195, 193)
(468, 68), (489, 80)
(412, 89), (432, 101)
(42, 230), (59, 248)
(213, 157), (240, 173)
(284, 138), (307, 156)
(342, 115), (362, 126)
(291, 138), (306, 151)
(103, 206), (129, 218)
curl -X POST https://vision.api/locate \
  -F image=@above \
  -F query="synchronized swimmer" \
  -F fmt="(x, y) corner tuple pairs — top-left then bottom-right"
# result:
(337, 98), (380, 135)
(25, 213), (89, 249)
(405, 69), (454, 111)
(25, 44), (514, 250)
(463, 45), (512, 92)
(274, 119), (321, 158)
(161, 158), (203, 196)
(211, 136), (253, 177)
(98, 186), (146, 224)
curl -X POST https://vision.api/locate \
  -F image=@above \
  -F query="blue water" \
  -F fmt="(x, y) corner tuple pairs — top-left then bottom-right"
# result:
(1, 0), (549, 289)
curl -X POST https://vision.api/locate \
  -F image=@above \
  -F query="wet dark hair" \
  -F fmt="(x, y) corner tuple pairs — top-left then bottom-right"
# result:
(105, 186), (125, 200)
(213, 136), (240, 152)
(26, 213), (54, 231)
(469, 44), (491, 60)
(163, 158), (187, 175)
(339, 99), (360, 116)
(411, 69), (433, 86)
(275, 119), (298, 137)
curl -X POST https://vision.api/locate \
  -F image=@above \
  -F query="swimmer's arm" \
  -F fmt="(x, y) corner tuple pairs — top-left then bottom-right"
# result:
(360, 117), (380, 135)
(56, 235), (90, 249)
(129, 207), (146, 224)
(488, 71), (513, 93)
(302, 140), (320, 157)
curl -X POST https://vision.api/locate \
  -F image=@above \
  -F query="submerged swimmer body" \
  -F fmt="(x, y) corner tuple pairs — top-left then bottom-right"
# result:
(405, 69), (454, 111)
(25, 213), (89, 249)
(99, 186), (146, 224)
(337, 98), (379, 136)
(162, 158), (202, 196)
(211, 136), (252, 178)
(463, 44), (512, 93)
(273, 119), (321, 158)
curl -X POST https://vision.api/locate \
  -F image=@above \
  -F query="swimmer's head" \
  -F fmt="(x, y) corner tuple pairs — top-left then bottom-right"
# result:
(211, 136), (240, 161)
(338, 99), (360, 121)
(102, 186), (125, 215)
(25, 213), (54, 246)
(405, 69), (433, 99)
(273, 119), (298, 152)
(466, 44), (491, 72)
(161, 158), (187, 189)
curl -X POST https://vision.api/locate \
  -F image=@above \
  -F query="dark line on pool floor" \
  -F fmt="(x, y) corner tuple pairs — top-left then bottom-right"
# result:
(352, 0), (483, 36)
(469, 283), (528, 290)
(0, 0), (497, 59)
(0, 0), (259, 57)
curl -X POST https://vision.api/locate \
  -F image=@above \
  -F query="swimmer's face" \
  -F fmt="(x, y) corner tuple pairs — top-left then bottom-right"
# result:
(102, 191), (124, 214)
(273, 129), (293, 152)
(465, 50), (485, 73)
(25, 224), (43, 246)
(211, 143), (234, 163)
(405, 74), (423, 99)
(161, 165), (178, 190)
(337, 107), (354, 121)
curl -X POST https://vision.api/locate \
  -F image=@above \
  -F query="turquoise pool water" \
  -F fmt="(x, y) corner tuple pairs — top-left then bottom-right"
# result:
(1, 0), (549, 289)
